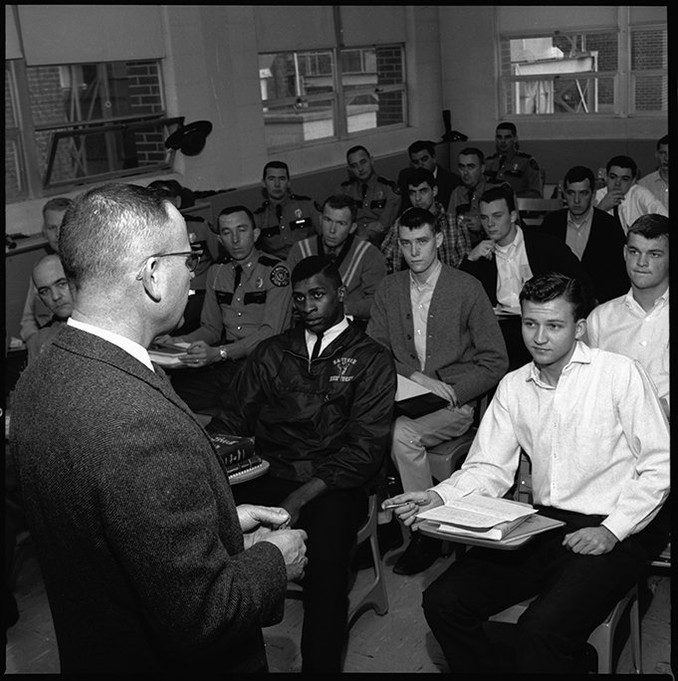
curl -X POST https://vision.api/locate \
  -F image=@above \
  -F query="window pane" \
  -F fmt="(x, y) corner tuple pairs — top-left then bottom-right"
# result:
(259, 51), (335, 102)
(502, 75), (615, 115)
(26, 60), (164, 126)
(632, 74), (668, 112)
(262, 99), (336, 148)
(5, 137), (25, 200)
(631, 28), (667, 70)
(342, 45), (405, 132)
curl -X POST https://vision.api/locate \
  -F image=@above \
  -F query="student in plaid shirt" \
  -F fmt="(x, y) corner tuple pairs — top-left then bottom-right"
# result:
(381, 168), (471, 275)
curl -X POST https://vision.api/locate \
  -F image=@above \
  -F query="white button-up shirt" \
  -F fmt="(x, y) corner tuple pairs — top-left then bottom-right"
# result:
(637, 170), (669, 212)
(67, 317), (154, 371)
(431, 342), (669, 542)
(410, 260), (442, 370)
(494, 226), (532, 315)
(594, 184), (668, 233)
(304, 316), (350, 358)
(586, 287), (669, 410)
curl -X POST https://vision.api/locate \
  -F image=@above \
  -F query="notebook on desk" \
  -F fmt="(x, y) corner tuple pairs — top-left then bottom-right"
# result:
(394, 375), (449, 419)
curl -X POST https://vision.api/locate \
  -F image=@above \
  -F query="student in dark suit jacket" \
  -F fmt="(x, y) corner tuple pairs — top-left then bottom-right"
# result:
(460, 184), (588, 370)
(9, 184), (307, 674)
(398, 140), (461, 212)
(540, 166), (629, 304)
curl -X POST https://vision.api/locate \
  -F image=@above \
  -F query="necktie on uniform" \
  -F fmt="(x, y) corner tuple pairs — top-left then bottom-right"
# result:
(233, 264), (243, 292)
(310, 331), (323, 361)
(275, 204), (283, 225)
(361, 183), (368, 201)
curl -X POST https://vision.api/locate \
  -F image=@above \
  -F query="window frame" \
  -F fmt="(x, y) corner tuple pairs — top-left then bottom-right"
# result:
(497, 21), (667, 121)
(6, 57), (176, 203)
(259, 43), (408, 152)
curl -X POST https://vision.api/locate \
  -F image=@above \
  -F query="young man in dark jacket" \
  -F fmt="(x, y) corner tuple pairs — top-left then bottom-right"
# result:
(209, 255), (397, 673)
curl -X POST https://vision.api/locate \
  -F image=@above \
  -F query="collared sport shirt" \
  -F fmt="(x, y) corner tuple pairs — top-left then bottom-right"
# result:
(410, 259), (443, 370)
(586, 287), (670, 409)
(594, 184), (668, 233)
(637, 170), (669, 212)
(431, 342), (670, 542)
(494, 226), (532, 314)
(565, 207), (594, 260)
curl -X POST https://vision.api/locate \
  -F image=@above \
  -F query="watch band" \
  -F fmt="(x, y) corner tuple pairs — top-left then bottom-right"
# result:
(219, 345), (228, 361)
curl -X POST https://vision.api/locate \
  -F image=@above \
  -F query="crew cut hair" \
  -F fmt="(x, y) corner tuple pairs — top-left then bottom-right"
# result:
(398, 207), (440, 234)
(322, 195), (357, 223)
(59, 183), (174, 290)
(291, 255), (343, 290)
(42, 197), (73, 217)
(626, 214), (669, 242)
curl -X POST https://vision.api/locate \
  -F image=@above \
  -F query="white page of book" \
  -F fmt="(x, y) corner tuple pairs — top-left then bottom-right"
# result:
(417, 495), (536, 529)
(395, 374), (433, 401)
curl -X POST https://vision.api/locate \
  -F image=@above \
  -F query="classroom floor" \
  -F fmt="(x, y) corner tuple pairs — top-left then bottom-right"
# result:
(4, 532), (672, 675)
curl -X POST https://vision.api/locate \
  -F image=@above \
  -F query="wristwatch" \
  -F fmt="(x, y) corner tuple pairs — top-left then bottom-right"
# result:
(219, 346), (228, 361)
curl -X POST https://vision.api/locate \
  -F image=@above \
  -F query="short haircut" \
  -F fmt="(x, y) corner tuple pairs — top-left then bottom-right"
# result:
(626, 214), (669, 242)
(407, 168), (436, 189)
(322, 194), (357, 223)
(606, 155), (637, 177)
(217, 205), (255, 228)
(399, 207), (440, 234)
(458, 147), (485, 164)
(408, 140), (437, 157)
(563, 165), (595, 190)
(346, 145), (370, 161)
(496, 122), (517, 136)
(479, 183), (516, 212)
(59, 183), (174, 290)
(42, 197), (73, 217)
(148, 179), (183, 199)
(262, 160), (290, 179)
(657, 134), (668, 148)
(32, 253), (64, 286)
(291, 255), (343, 290)
(519, 272), (592, 322)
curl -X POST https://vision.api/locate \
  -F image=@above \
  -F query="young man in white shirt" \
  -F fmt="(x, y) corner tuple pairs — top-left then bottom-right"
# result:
(637, 135), (669, 212)
(594, 155), (667, 232)
(387, 272), (670, 674)
(586, 213), (669, 417)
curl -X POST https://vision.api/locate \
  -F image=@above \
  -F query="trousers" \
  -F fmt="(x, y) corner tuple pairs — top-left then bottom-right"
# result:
(392, 404), (474, 492)
(232, 476), (367, 673)
(422, 505), (666, 674)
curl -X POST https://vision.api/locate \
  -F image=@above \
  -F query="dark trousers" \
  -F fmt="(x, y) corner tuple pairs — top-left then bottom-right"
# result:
(422, 506), (665, 674)
(232, 476), (368, 673)
(168, 357), (245, 415)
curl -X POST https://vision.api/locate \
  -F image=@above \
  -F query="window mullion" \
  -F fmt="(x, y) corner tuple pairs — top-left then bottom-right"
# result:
(333, 47), (347, 139)
(12, 60), (43, 197)
(617, 6), (630, 117)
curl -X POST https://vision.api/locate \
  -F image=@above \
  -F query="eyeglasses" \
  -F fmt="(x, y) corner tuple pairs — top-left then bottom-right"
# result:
(137, 251), (202, 278)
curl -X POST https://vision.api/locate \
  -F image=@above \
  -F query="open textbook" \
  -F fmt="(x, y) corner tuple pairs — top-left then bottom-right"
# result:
(416, 494), (538, 540)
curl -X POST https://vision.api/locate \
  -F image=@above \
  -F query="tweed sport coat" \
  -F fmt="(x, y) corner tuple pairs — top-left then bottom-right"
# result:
(9, 325), (287, 674)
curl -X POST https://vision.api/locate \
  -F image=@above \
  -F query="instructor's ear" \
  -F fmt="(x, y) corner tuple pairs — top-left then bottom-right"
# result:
(137, 257), (162, 302)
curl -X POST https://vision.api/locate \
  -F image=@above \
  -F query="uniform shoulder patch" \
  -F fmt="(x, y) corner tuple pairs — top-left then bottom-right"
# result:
(253, 203), (267, 215)
(486, 153), (499, 161)
(340, 179), (353, 187)
(269, 263), (290, 287)
(314, 200), (324, 212)
(290, 193), (311, 202)
(528, 157), (540, 169)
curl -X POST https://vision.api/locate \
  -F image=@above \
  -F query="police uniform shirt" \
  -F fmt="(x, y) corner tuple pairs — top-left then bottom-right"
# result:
(183, 215), (220, 291)
(253, 193), (319, 260)
(336, 173), (401, 234)
(484, 150), (542, 197)
(199, 249), (292, 361)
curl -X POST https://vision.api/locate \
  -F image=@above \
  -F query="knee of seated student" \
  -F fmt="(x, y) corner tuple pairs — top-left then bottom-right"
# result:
(392, 415), (423, 450)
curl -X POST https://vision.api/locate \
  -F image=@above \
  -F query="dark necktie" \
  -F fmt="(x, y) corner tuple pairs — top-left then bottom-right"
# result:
(310, 332), (323, 361)
(233, 264), (242, 292)
(361, 183), (368, 202)
(275, 204), (283, 225)
(613, 205), (620, 222)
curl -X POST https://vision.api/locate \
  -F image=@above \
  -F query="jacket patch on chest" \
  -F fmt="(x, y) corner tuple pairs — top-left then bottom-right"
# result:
(329, 356), (357, 382)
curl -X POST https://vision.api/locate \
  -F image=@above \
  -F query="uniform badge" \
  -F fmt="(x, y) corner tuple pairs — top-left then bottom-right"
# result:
(294, 208), (303, 219)
(256, 277), (264, 289)
(377, 190), (384, 199)
(270, 264), (290, 287)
